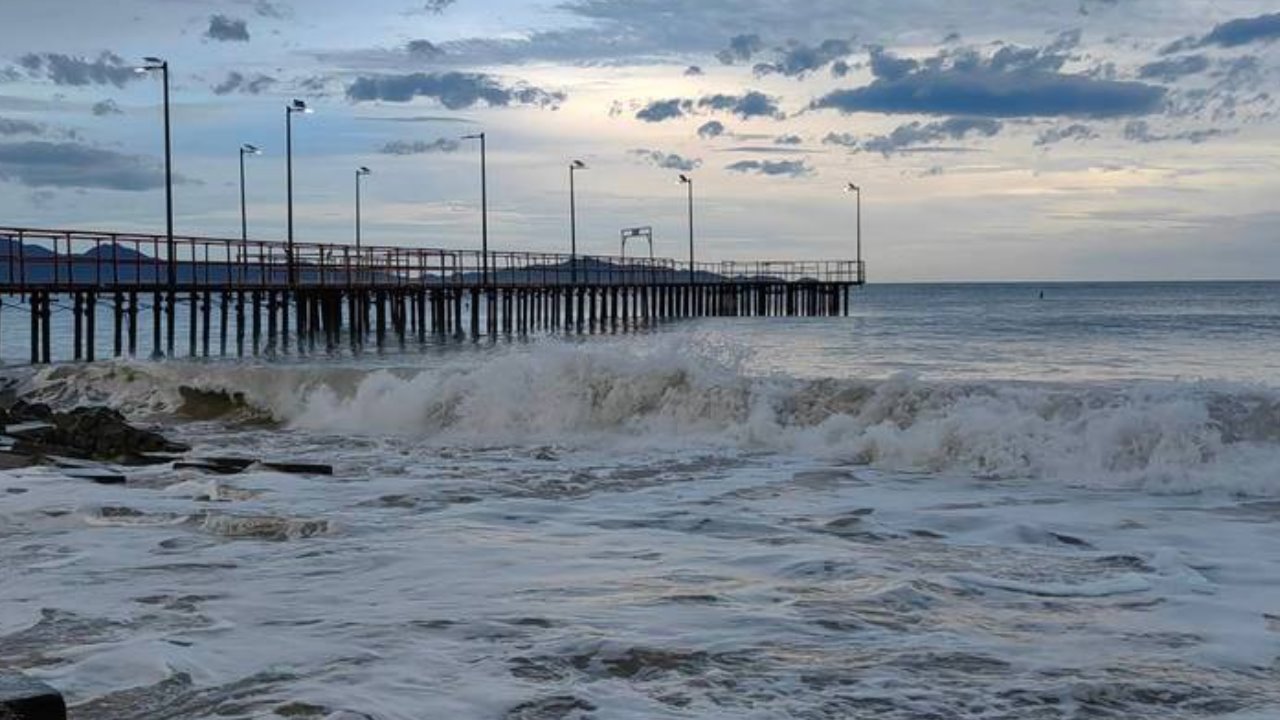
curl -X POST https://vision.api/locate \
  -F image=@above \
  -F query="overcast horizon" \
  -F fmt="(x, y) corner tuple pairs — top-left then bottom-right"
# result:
(1, 0), (1278, 282)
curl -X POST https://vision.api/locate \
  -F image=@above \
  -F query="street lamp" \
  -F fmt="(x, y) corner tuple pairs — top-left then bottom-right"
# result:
(845, 182), (862, 281)
(355, 166), (371, 251)
(136, 56), (174, 356)
(239, 144), (261, 242)
(569, 159), (586, 284)
(461, 132), (488, 286)
(285, 99), (312, 287)
(679, 174), (694, 284)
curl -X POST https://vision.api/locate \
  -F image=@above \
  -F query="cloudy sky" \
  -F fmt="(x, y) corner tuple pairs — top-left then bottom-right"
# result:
(1, 0), (1278, 281)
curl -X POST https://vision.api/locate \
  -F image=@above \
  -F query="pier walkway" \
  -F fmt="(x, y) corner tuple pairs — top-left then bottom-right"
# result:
(0, 226), (865, 364)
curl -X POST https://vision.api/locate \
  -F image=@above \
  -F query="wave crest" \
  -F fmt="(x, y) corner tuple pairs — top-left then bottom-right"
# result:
(19, 342), (1280, 496)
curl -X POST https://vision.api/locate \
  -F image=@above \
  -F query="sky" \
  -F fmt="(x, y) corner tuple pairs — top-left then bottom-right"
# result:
(0, 0), (1278, 282)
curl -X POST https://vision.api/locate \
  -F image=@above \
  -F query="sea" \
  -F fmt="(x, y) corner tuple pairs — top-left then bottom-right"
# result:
(2, 281), (1279, 719)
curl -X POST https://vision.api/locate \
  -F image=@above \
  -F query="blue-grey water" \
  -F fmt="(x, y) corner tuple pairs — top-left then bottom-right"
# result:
(2, 281), (1279, 719)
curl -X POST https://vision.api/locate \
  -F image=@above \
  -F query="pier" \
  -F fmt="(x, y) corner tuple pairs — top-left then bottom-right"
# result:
(0, 226), (865, 364)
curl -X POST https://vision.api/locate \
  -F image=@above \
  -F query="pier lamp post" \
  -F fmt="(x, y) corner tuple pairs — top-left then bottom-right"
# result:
(845, 182), (862, 282)
(461, 132), (489, 286)
(136, 56), (174, 356)
(355, 166), (371, 251)
(679, 174), (695, 284)
(239, 144), (261, 242)
(569, 159), (586, 284)
(285, 99), (312, 288)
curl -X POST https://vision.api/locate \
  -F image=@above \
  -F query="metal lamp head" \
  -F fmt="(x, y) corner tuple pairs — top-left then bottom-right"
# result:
(461, 132), (484, 140)
(571, 160), (587, 170)
(242, 143), (261, 155)
(845, 182), (860, 193)
(357, 166), (372, 176)
(289, 99), (311, 113)
(136, 56), (165, 72)
(679, 174), (692, 184)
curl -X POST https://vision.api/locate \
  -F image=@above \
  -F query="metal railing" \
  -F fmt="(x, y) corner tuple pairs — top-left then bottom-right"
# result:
(0, 226), (864, 291)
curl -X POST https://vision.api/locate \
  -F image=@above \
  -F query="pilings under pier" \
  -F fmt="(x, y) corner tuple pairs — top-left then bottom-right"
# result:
(0, 225), (865, 364)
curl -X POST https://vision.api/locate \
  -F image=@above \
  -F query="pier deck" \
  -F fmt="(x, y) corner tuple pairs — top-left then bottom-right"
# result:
(0, 226), (865, 364)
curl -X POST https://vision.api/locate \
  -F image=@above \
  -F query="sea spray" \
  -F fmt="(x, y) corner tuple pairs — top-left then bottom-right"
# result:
(17, 341), (1280, 495)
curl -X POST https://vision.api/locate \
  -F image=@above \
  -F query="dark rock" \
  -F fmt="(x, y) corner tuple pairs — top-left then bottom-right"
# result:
(52, 406), (189, 459)
(505, 695), (596, 720)
(174, 457), (256, 475)
(0, 452), (37, 470)
(62, 468), (127, 485)
(7, 401), (53, 424)
(0, 673), (66, 720)
(0, 402), (188, 466)
(260, 462), (333, 476)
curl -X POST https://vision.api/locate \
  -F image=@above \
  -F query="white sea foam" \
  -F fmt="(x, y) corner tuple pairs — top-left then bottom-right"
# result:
(22, 340), (1280, 496)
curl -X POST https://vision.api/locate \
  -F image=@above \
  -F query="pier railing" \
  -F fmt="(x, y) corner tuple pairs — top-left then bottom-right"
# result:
(0, 227), (864, 291)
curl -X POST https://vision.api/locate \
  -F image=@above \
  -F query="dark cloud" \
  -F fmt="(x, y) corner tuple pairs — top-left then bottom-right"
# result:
(206, 15), (251, 42)
(1163, 13), (1280, 54)
(1138, 55), (1210, 82)
(346, 72), (565, 109)
(1034, 123), (1098, 146)
(0, 117), (45, 136)
(1200, 12), (1280, 49)
(684, 65), (704, 76)
(697, 120), (726, 139)
(774, 134), (803, 145)
(822, 132), (858, 148)
(421, 0), (457, 14)
(636, 98), (692, 122)
(254, 1), (293, 19)
(1123, 120), (1228, 144)
(754, 38), (854, 78)
(861, 117), (1003, 156)
(698, 91), (783, 119)
(629, 149), (700, 171)
(726, 159), (813, 178)
(831, 60), (852, 78)
(212, 72), (278, 95)
(407, 40), (444, 59)
(868, 46), (918, 82)
(91, 99), (123, 116)
(716, 34), (764, 65)
(0, 141), (179, 191)
(813, 45), (1166, 119)
(17, 52), (141, 88)
(379, 138), (461, 154)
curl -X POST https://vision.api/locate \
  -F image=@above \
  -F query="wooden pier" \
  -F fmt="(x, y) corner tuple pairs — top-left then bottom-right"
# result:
(0, 227), (865, 364)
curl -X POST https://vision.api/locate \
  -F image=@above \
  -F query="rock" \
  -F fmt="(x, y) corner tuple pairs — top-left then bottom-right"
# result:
(62, 468), (127, 485)
(259, 462), (333, 476)
(4, 422), (57, 441)
(173, 457), (256, 475)
(0, 402), (188, 465)
(0, 673), (66, 720)
(0, 451), (37, 470)
(6, 401), (53, 424)
(52, 406), (189, 459)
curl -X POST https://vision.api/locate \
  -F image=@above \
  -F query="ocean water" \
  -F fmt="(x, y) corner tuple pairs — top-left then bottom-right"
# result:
(2, 281), (1280, 719)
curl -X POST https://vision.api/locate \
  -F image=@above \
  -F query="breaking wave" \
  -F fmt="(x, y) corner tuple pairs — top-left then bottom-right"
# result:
(17, 340), (1280, 496)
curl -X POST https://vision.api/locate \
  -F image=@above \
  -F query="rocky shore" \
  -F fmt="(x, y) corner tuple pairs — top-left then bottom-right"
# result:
(0, 398), (330, 482)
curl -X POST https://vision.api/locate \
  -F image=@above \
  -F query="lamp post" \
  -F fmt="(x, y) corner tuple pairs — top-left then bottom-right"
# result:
(845, 182), (862, 282)
(679, 174), (694, 284)
(355, 166), (371, 251)
(569, 159), (586, 284)
(461, 132), (488, 286)
(136, 56), (173, 356)
(285, 99), (311, 288)
(239, 144), (260, 242)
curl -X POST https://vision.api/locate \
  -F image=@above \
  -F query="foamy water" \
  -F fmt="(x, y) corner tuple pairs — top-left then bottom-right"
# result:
(3, 282), (1279, 719)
